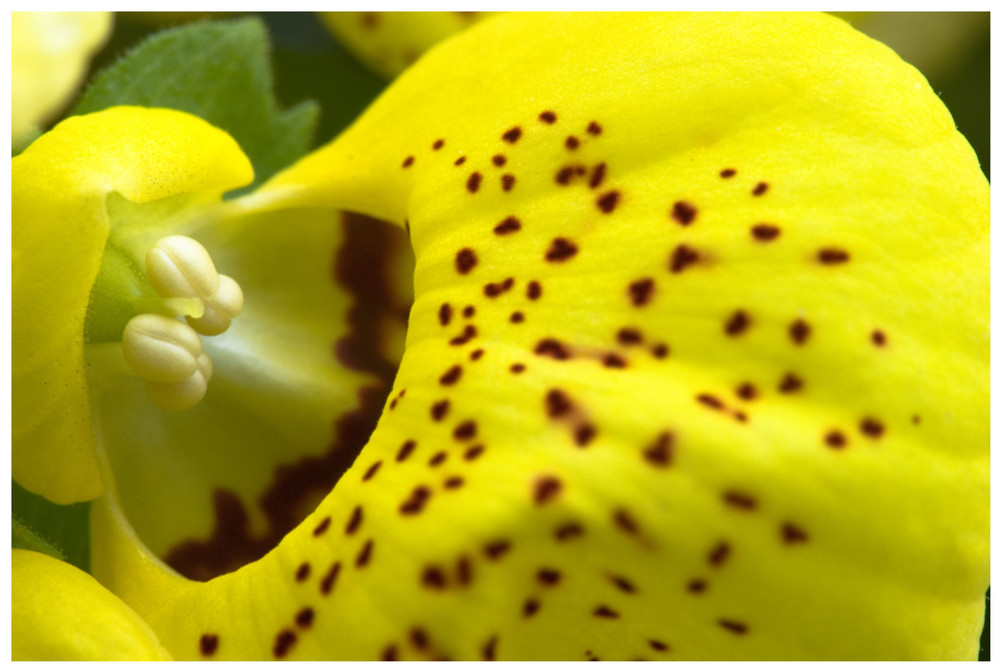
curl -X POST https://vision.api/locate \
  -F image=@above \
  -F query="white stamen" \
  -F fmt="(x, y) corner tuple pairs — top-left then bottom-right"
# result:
(186, 274), (244, 336)
(144, 352), (213, 411)
(122, 314), (202, 384)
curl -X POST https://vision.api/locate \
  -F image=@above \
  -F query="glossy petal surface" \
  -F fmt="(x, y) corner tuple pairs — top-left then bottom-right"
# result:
(93, 13), (987, 660)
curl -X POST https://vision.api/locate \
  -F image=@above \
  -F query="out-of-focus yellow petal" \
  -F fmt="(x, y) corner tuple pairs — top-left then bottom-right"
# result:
(320, 11), (491, 78)
(12, 549), (172, 660)
(13, 106), (253, 504)
(12, 12), (112, 144)
(95, 13), (987, 660)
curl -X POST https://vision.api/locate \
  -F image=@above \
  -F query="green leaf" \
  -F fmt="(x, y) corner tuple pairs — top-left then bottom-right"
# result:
(12, 480), (90, 572)
(72, 17), (318, 192)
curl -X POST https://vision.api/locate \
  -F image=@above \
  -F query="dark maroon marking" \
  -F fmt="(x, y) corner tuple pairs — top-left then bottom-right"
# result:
(296, 607), (315, 629)
(789, 319), (811, 344)
(382, 645), (398, 661)
(510, 312), (525, 323)
(545, 237), (579, 262)
(429, 451), (447, 467)
(273, 629), (297, 658)
(912, 415), (921, 425)
(671, 201), (697, 225)
(860, 417), (885, 438)
(752, 181), (769, 196)
(751, 224), (781, 241)
(617, 327), (643, 345)
(484, 278), (515, 297)
(670, 244), (699, 273)
(722, 490), (757, 510)
(537, 568), (562, 585)
(510, 363), (526, 374)
(402, 156), (414, 168)
(443, 476), (464, 489)
(614, 508), (639, 534)
(587, 121), (603, 135)
(734, 411), (749, 424)
(404, 219), (410, 237)
(464, 444), (485, 460)
(596, 190), (621, 213)
(687, 579), (708, 594)
(651, 343), (669, 358)
(199, 634), (219, 656)
(555, 166), (575, 185)
(539, 111), (557, 124)
(449, 324), (477, 346)
(574, 424), (597, 447)
(433, 139), (445, 150)
(628, 278), (655, 306)
(313, 516), (331, 537)
(295, 562), (311, 582)
(555, 522), (584, 541)
(708, 541), (731, 567)
(781, 523), (809, 544)
(534, 476), (564, 504)
(719, 620), (748, 634)
(439, 365), (463, 386)
(589, 162), (607, 189)
(535, 338), (572, 360)
(526, 281), (542, 300)
(463, 305), (475, 318)
(593, 605), (619, 619)
(871, 330), (887, 346)
(345, 505), (363, 535)
(649, 639), (670, 652)
(410, 628), (429, 650)
(396, 440), (417, 462)
(817, 248), (850, 264)
(454, 156), (466, 166)
(482, 636), (498, 661)
(470, 348), (485, 360)
(736, 383), (757, 401)
(724, 310), (751, 336)
(602, 353), (627, 368)
(492, 154), (507, 167)
(431, 400), (450, 421)
(565, 136), (580, 150)
(483, 540), (512, 560)
(778, 373), (803, 393)
(697, 394), (724, 410)
(466, 172), (483, 193)
(824, 430), (847, 449)
(455, 248), (478, 274)
(494, 216), (521, 235)
(502, 127), (523, 143)
(456, 555), (473, 585)
(453, 420), (477, 441)
(523, 599), (541, 617)
(438, 303), (453, 326)
(501, 174), (516, 191)
(546, 389), (573, 418)
(610, 575), (637, 593)
(320, 561), (341, 595)
(643, 432), (674, 467)
(422, 565), (447, 589)
(355, 539), (374, 567)
(719, 168), (736, 178)
(400, 486), (432, 515)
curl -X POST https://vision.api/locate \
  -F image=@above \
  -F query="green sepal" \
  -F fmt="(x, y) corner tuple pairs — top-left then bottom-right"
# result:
(12, 480), (90, 572)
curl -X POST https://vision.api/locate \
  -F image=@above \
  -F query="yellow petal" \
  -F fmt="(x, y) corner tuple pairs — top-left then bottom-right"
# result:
(95, 13), (987, 660)
(320, 11), (491, 78)
(12, 549), (172, 660)
(13, 106), (253, 503)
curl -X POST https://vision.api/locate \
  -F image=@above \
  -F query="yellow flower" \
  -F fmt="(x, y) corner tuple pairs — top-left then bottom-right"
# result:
(12, 12), (112, 145)
(14, 12), (988, 660)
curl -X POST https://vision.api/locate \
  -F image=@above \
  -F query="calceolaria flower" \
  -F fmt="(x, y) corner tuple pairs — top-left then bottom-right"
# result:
(13, 12), (987, 660)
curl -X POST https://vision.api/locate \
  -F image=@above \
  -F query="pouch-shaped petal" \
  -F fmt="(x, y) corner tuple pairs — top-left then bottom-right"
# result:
(94, 13), (987, 660)
(12, 549), (172, 660)
(12, 106), (253, 503)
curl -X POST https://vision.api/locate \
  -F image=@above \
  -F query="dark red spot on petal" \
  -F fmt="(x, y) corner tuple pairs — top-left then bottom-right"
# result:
(454, 156), (466, 166)
(432, 139), (445, 150)
(362, 461), (382, 482)
(596, 190), (621, 213)
(719, 619), (748, 634)
(492, 154), (507, 167)
(537, 568), (562, 585)
(722, 490), (757, 510)
(587, 121), (603, 135)
(539, 110), (557, 124)
(320, 561), (341, 595)
(789, 319), (811, 344)
(708, 541), (731, 567)
(455, 248), (477, 274)
(526, 280), (542, 300)
(669, 244), (699, 273)
(593, 605), (619, 619)
(200, 634), (219, 656)
(697, 394), (724, 410)
(736, 383), (757, 401)
(400, 486), (432, 515)
(502, 127), (522, 143)
(428, 451), (447, 467)
(589, 162), (607, 189)
(651, 343), (670, 358)
(860, 417), (885, 438)
(483, 540), (512, 560)
(545, 237), (579, 262)
(687, 579), (708, 594)
(509, 363), (526, 374)
(438, 303), (453, 326)
(466, 172), (483, 193)
(671, 201), (697, 225)
(439, 365), (463, 386)
(494, 216), (521, 235)
(719, 168), (737, 178)
(453, 420), (478, 441)
(817, 248), (850, 264)
(614, 508), (639, 534)
(565, 135), (580, 150)
(554, 522), (584, 541)
(546, 389), (573, 418)
(402, 156), (414, 168)
(643, 432), (674, 467)
(610, 575), (637, 593)
(824, 430), (847, 449)
(312, 516), (331, 537)
(482, 636), (498, 661)
(295, 562), (311, 582)
(534, 476), (564, 505)
(464, 444), (485, 460)
(781, 523), (809, 544)
(273, 630), (297, 658)
(778, 373), (803, 393)
(574, 424), (597, 447)
(628, 278), (655, 307)
(501, 174), (516, 191)
(617, 327), (643, 345)
(724, 310), (751, 336)
(345, 505), (363, 535)
(396, 440), (417, 462)
(431, 399), (450, 421)
(751, 224), (781, 241)
(871, 330), (888, 346)
(535, 338), (572, 360)
(422, 565), (447, 589)
(295, 607), (314, 629)
(752, 181), (769, 196)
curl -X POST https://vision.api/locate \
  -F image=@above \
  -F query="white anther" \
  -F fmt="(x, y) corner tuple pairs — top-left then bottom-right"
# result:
(186, 274), (244, 336)
(144, 352), (213, 411)
(122, 314), (203, 384)
(146, 235), (220, 299)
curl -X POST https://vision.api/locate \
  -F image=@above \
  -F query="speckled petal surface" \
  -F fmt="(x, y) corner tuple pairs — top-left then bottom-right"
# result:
(92, 13), (987, 660)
